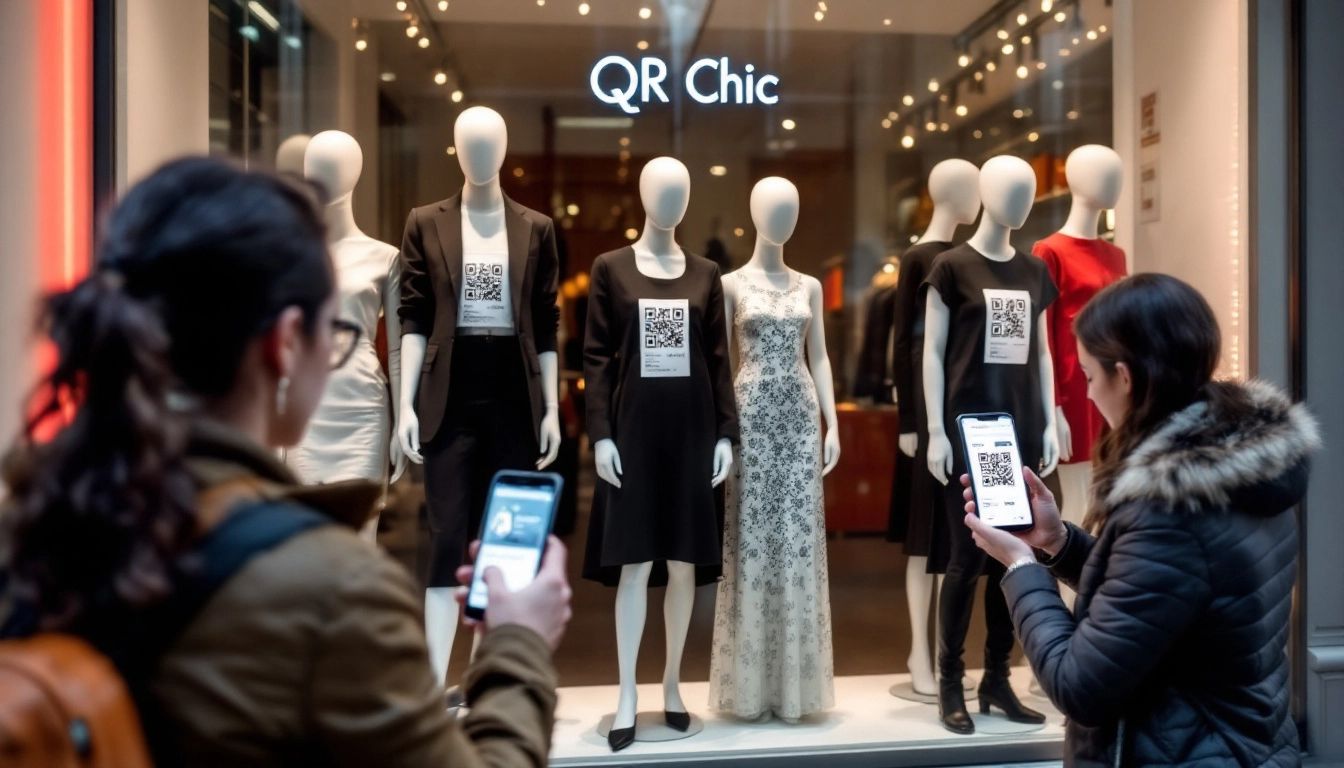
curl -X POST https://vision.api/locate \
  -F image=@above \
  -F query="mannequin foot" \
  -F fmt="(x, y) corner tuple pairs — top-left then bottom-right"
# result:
(607, 726), (635, 752)
(908, 654), (937, 696)
(612, 686), (638, 731)
(662, 681), (687, 721)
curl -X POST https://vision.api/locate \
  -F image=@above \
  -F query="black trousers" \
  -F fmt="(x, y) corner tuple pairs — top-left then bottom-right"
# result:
(421, 336), (538, 587)
(937, 479), (1016, 681)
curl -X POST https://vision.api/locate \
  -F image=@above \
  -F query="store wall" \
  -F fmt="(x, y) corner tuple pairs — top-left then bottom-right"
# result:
(1112, 0), (1250, 379)
(119, 0), (209, 187)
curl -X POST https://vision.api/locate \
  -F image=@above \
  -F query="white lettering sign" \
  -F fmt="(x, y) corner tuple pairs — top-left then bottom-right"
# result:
(590, 55), (780, 114)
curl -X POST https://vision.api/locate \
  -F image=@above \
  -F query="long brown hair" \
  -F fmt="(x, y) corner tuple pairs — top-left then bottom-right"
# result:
(1074, 273), (1225, 530)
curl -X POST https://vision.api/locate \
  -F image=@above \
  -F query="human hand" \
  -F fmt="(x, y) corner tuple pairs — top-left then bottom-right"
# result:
(454, 536), (573, 651)
(898, 432), (918, 458)
(960, 468), (1068, 559)
(536, 410), (561, 470)
(594, 439), (622, 488)
(822, 429), (841, 476)
(711, 439), (733, 487)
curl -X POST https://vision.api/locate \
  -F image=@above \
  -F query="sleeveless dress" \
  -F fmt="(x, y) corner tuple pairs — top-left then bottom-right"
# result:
(709, 272), (835, 720)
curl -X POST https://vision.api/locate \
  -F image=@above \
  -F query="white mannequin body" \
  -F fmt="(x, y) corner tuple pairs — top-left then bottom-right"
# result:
(923, 155), (1059, 486)
(722, 176), (840, 473)
(1051, 145), (1124, 548)
(897, 159), (980, 696)
(298, 131), (403, 539)
(394, 107), (562, 686)
(597, 157), (732, 734)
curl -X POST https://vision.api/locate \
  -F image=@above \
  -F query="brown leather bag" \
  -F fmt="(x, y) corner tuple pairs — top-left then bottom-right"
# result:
(0, 633), (153, 768)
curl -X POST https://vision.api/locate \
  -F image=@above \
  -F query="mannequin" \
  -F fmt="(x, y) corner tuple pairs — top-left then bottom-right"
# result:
(275, 133), (311, 176)
(582, 157), (737, 751)
(889, 159), (980, 697)
(397, 106), (562, 688)
(923, 155), (1057, 734)
(287, 131), (403, 540)
(1033, 145), (1126, 531)
(710, 177), (839, 722)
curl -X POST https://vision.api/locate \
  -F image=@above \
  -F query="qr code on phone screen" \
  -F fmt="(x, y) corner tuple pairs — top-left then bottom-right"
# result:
(989, 296), (1028, 339)
(643, 306), (685, 348)
(978, 451), (1015, 487)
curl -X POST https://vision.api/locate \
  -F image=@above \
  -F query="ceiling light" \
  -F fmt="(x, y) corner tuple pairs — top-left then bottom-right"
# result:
(1067, 109), (1080, 120)
(1002, 43), (1014, 55)
(781, 118), (797, 130)
(639, 6), (652, 19)
(406, 23), (418, 37)
(1035, 60), (1046, 70)
(997, 28), (1009, 40)
(625, 228), (638, 240)
(1021, 34), (1032, 44)
(446, 145), (456, 155)
(1013, 108), (1025, 118)
(1052, 79), (1064, 90)
(1087, 29), (1098, 40)
(955, 104), (968, 117)
(566, 203), (580, 216)
(434, 71), (447, 85)
(578, 2), (590, 15)
(617, 149), (631, 161)
(958, 53), (971, 67)
(451, 89), (464, 102)
(1017, 12), (1028, 25)
(881, 118), (892, 129)
(513, 167), (525, 178)
(636, 39), (649, 50)
(925, 119), (937, 131)
(902, 94), (914, 106)
(939, 122), (950, 132)
(973, 129), (984, 139)
(927, 78), (939, 92)
(396, 0), (407, 10)
(1017, 64), (1029, 78)
(1028, 131), (1040, 142)
(814, 10), (824, 21)
(901, 134), (915, 149)
(418, 36), (430, 48)
(1072, 36), (1081, 45)
(883, 18), (892, 26)
(818, 1), (828, 10)
(1055, 10), (1066, 22)
(709, 165), (728, 176)
(1041, 0), (1053, 11)
(1059, 48), (1071, 56)
(619, 136), (630, 146)
(986, 60), (997, 71)
(239, 25), (260, 42)
(1099, 24), (1108, 33)
(380, 71), (396, 82)
(354, 37), (368, 52)
(248, 1), (280, 31)
(974, 71), (984, 81)
(734, 227), (746, 237)
(538, 0), (545, 4)
(439, 0), (449, 10)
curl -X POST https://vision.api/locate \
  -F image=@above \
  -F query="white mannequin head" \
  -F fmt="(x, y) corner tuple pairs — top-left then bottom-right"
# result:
(454, 106), (508, 185)
(979, 155), (1037, 229)
(750, 177), (800, 245)
(928, 159), (981, 224)
(275, 134), (311, 176)
(1065, 145), (1123, 210)
(639, 157), (691, 230)
(304, 130), (362, 201)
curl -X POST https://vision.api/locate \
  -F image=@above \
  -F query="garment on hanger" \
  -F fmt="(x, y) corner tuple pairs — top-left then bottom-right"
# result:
(886, 241), (951, 565)
(1033, 232), (1127, 464)
(710, 272), (834, 720)
(581, 247), (738, 587)
(853, 281), (898, 402)
(288, 239), (400, 484)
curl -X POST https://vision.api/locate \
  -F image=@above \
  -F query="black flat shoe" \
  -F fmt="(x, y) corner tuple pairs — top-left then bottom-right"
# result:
(938, 678), (975, 735)
(978, 676), (1046, 724)
(607, 725), (636, 752)
(664, 710), (691, 732)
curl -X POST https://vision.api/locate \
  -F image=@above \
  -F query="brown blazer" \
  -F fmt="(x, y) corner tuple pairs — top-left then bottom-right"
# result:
(398, 193), (560, 445)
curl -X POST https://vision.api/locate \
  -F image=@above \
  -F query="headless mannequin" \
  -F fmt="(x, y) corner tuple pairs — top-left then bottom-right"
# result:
(897, 159), (980, 697)
(298, 131), (403, 539)
(723, 176), (840, 476)
(396, 107), (562, 687)
(1051, 145), (1124, 530)
(594, 157), (733, 738)
(924, 155), (1057, 733)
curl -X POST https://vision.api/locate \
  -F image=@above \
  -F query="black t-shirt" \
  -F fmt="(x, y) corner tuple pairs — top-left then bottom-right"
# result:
(921, 244), (1059, 471)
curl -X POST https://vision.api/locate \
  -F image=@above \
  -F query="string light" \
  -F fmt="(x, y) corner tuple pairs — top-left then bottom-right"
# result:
(1041, 0), (1053, 11)
(438, 0), (448, 10)
(434, 71), (447, 85)
(902, 133), (915, 149)
(406, 20), (419, 37)
(396, 0), (407, 10)
(1017, 12), (1028, 25)
(418, 36), (430, 48)
(639, 6), (651, 19)
(451, 89), (464, 102)
(928, 78), (940, 92)
(1002, 42), (1015, 55)
(902, 94), (915, 106)
(955, 104), (968, 117)
(958, 53), (971, 67)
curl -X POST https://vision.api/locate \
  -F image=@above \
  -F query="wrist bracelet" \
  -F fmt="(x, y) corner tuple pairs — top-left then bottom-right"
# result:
(1004, 555), (1040, 579)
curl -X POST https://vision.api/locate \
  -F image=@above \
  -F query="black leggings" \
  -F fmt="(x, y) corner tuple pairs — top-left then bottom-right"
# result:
(937, 479), (1016, 680)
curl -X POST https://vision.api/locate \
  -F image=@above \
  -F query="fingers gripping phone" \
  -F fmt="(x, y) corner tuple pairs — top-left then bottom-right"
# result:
(464, 471), (563, 621)
(956, 413), (1035, 532)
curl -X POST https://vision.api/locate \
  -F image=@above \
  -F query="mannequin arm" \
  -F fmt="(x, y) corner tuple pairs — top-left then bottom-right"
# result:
(804, 276), (841, 475)
(384, 253), (407, 481)
(397, 334), (427, 464)
(1036, 244), (1072, 462)
(1055, 406), (1073, 463)
(536, 352), (561, 470)
(583, 259), (622, 486)
(922, 289), (953, 485)
(891, 254), (924, 442)
(1037, 313), (1060, 476)
(898, 433), (918, 458)
(721, 275), (739, 373)
(705, 268), (740, 445)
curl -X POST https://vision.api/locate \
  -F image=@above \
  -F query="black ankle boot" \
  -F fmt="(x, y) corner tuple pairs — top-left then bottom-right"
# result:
(938, 676), (975, 735)
(978, 673), (1046, 724)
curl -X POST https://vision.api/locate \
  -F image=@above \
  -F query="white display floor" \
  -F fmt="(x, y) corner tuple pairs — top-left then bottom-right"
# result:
(550, 668), (1064, 767)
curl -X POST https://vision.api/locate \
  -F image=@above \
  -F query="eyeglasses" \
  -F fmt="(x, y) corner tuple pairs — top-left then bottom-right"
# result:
(330, 319), (362, 370)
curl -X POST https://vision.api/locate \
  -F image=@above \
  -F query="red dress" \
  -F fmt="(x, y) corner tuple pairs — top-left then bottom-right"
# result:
(1032, 233), (1127, 464)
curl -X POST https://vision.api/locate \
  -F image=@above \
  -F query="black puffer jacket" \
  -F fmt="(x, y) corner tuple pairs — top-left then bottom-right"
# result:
(1003, 380), (1318, 767)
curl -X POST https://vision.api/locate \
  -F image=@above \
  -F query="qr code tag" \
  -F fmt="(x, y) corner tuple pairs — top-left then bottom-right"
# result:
(982, 288), (1032, 365)
(459, 254), (512, 328)
(639, 298), (690, 378)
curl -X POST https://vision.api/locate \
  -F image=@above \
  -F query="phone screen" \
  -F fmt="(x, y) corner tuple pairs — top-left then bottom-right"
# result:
(467, 477), (559, 614)
(960, 414), (1033, 529)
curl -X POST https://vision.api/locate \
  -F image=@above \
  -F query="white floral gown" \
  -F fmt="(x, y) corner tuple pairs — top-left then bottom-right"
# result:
(709, 273), (835, 720)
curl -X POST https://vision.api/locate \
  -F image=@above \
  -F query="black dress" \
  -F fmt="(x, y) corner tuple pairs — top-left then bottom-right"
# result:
(885, 241), (951, 563)
(582, 247), (739, 587)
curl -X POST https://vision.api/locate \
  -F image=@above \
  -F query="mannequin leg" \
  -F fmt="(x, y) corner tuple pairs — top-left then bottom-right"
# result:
(614, 562), (654, 731)
(905, 556), (938, 696)
(662, 561), (696, 715)
(937, 481), (981, 733)
(425, 587), (460, 686)
(977, 563), (1045, 723)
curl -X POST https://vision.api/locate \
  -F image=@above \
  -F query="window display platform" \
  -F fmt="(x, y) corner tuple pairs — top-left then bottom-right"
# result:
(550, 668), (1064, 767)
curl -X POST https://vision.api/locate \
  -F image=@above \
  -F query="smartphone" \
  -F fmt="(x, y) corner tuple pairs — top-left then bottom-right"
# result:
(464, 470), (563, 621)
(956, 412), (1035, 532)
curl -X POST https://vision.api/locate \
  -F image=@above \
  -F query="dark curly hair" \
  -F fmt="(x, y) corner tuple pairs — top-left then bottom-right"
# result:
(1, 156), (332, 632)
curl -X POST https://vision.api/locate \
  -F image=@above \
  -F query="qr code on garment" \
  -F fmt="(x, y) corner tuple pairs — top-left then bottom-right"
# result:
(464, 263), (504, 302)
(989, 296), (1029, 339)
(978, 451), (1015, 488)
(643, 306), (686, 348)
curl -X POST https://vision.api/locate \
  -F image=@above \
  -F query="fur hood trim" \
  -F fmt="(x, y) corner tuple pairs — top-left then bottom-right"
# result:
(1106, 379), (1320, 512)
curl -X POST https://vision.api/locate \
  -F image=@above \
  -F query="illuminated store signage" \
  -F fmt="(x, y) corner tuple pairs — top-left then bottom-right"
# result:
(590, 55), (780, 114)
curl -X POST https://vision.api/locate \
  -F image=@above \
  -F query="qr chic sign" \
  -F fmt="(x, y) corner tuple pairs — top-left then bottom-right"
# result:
(589, 55), (780, 114)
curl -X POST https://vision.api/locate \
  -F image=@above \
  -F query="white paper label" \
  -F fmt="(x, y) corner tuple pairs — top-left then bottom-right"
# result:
(458, 255), (512, 328)
(982, 289), (1032, 365)
(639, 298), (690, 378)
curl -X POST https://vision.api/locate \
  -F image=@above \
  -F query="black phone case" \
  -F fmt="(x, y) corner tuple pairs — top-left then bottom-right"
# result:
(464, 470), (564, 620)
(956, 412), (1035, 533)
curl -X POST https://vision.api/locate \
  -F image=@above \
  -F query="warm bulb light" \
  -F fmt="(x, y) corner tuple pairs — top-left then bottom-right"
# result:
(881, 118), (892, 129)
(434, 71), (447, 85)
(902, 94), (914, 106)
(1002, 43), (1014, 55)
(1017, 12), (1028, 25)
(418, 36), (430, 48)
(1028, 131), (1040, 142)
(578, 2), (590, 15)
(955, 104), (968, 117)
(997, 29), (1009, 40)
(396, 0), (407, 10)
(709, 165), (727, 176)
(451, 89), (464, 102)
(1086, 29), (1098, 40)
(636, 39), (649, 50)
(1041, 0), (1053, 11)
(639, 6), (651, 19)
(781, 118), (797, 130)
(1055, 11), (1066, 22)
(406, 24), (418, 37)
(1016, 64), (1029, 79)
(355, 38), (368, 51)
(927, 78), (939, 92)
(438, 0), (448, 10)
(814, 10), (824, 21)
(901, 135), (915, 148)
(958, 53), (971, 67)
(986, 61), (997, 72)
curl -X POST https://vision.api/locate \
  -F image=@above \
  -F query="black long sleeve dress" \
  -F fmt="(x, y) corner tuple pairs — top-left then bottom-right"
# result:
(581, 247), (739, 587)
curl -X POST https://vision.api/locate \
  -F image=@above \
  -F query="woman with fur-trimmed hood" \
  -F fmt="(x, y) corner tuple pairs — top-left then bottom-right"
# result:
(961, 273), (1318, 767)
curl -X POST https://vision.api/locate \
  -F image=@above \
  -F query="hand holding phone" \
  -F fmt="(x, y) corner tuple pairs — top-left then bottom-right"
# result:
(465, 471), (563, 621)
(956, 413), (1035, 532)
